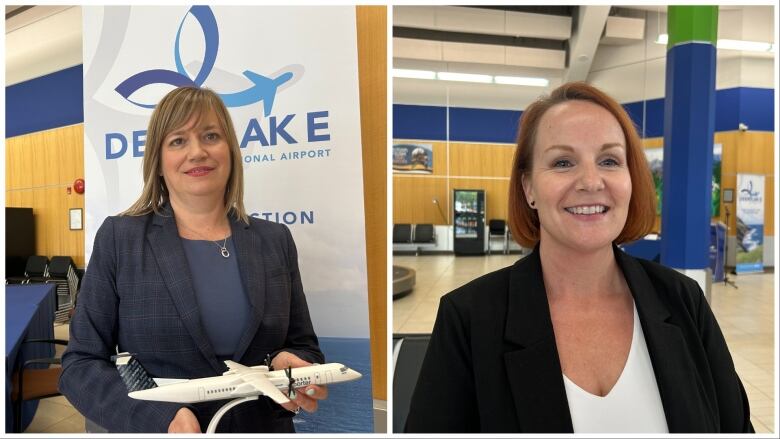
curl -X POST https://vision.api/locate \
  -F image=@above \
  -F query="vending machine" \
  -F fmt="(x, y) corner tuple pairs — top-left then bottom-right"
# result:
(453, 189), (486, 255)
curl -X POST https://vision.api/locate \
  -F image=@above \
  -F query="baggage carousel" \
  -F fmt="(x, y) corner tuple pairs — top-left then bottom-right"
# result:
(392, 265), (415, 299)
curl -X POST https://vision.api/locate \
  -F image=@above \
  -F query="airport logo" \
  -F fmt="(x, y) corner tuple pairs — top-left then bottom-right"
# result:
(114, 6), (299, 116)
(739, 179), (762, 202)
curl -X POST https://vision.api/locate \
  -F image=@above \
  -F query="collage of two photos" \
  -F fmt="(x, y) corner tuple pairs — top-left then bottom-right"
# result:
(4, 3), (778, 435)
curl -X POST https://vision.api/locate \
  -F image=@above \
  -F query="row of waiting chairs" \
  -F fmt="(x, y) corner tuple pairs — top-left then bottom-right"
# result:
(393, 224), (436, 256)
(7, 255), (79, 323)
(393, 224), (435, 244)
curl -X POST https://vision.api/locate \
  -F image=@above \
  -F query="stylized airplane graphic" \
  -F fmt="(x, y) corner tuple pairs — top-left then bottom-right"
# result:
(115, 6), (298, 116)
(740, 180), (759, 197)
(220, 71), (294, 117)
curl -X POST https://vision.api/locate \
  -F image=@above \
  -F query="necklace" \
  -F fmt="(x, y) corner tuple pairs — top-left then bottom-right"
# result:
(179, 222), (230, 258)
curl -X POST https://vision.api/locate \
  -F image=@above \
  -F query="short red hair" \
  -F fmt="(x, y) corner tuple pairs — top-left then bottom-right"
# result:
(508, 82), (656, 248)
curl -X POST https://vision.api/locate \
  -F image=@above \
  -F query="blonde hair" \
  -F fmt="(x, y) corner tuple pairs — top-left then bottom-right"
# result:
(120, 87), (248, 223)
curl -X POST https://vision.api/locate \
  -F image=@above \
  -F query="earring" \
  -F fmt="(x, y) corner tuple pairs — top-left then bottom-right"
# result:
(529, 200), (536, 208)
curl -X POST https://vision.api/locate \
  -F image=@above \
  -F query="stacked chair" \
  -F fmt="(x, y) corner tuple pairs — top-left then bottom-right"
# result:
(45, 256), (79, 323)
(6, 255), (49, 284)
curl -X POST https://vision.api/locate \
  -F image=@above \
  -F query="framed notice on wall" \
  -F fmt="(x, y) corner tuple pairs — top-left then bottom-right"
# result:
(69, 208), (83, 230)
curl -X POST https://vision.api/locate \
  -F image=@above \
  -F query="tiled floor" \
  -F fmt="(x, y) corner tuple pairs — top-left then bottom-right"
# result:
(394, 253), (776, 433)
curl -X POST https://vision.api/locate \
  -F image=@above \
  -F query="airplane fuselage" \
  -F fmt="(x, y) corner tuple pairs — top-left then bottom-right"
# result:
(128, 363), (360, 403)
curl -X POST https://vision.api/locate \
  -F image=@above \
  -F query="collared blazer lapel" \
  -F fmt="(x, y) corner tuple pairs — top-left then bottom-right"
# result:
(230, 217), (267, 362)
(614, 247), (717, 432)
(147, 209), (223, 373)
(503, 248), (574, 432)
(502, 245), (715, 432)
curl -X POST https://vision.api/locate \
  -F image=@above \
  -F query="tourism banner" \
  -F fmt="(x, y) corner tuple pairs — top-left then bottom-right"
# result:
(645, 143), (722, 217)
(712, 143), (722, 217)
(393, 142), (433, 173)
(82, 6), (372, 431)
(735, 173), (765, 274)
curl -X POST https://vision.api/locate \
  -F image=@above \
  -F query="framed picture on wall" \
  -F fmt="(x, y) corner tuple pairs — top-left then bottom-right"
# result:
(69, 208), (83, 230)
(723, 189), (734, 203)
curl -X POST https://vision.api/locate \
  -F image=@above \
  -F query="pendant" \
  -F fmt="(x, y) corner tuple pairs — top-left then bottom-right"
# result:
(221, 247), (230, 258)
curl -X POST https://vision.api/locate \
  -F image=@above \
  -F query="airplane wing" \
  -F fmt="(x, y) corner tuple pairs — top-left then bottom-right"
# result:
(224, 360), (252, 372)
(234, 375), (289, 405)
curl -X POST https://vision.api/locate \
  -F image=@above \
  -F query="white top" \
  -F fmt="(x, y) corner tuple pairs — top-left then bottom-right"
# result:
(562, 303), (669, 433)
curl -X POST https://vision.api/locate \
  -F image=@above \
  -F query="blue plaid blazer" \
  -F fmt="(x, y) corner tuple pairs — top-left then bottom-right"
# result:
(59, 207), (323, 432)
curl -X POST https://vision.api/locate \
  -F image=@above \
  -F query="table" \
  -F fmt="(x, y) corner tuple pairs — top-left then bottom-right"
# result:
(5, 284), (57, 432)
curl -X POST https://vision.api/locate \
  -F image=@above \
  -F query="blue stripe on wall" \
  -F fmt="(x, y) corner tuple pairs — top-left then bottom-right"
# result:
(449, 107), (521, 143)
(716, 88), (741, 132)
(393, 88), (773, 143)
(4, 64), (774, 140)
(393, 104), (447, 141)
(6, 65), (84, 138)
(737, 87), (775, 132)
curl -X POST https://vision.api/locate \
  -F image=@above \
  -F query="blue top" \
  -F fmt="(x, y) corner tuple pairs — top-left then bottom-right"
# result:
(180, 236), (250, 357)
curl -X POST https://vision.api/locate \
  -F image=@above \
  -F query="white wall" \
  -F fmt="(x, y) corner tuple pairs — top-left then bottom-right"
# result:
(589, 8), (775, 103)
(5, 6), (83, 86)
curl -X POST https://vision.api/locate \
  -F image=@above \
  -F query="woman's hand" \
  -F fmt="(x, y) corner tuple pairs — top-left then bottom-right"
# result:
(271, 351), (329, 413)
(168, 407), (201, 433)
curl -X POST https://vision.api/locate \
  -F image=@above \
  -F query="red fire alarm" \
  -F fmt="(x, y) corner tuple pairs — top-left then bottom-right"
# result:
(73, 178), (85, 194)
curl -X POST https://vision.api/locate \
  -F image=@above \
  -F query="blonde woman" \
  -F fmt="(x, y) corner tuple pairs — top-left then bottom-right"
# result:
(60, 87), (326, 433)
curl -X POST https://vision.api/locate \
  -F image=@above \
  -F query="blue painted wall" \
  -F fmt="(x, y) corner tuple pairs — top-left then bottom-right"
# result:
(393, 88), (774, 143)
(4, 64), (775, 142)
(6, 65), (84, 138)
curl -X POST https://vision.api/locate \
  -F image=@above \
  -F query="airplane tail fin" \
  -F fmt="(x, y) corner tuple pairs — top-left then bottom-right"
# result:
(112, 353), (158, 392)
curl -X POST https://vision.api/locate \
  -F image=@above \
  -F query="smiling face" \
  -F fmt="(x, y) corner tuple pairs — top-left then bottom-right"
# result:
(522, 100), (632, 254)
(160, 108), (231, 206)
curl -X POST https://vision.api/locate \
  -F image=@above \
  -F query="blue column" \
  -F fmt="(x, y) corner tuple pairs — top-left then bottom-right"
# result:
(660, 6), (719, 269)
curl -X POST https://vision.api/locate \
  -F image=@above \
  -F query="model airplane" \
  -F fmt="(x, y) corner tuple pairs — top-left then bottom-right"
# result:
(114, 353), (362, 405)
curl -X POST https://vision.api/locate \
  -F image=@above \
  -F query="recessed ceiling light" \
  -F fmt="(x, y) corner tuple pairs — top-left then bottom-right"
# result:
(655, 34), (774, 52)
(392, 68), (436, 80)
(718, 39), (773, 52)
(436, 72), (493, 83)
(494, 76), (549, 87)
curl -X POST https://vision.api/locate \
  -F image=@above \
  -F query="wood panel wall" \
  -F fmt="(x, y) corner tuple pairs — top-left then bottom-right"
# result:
(642, 131), (775, 237)
(395, 131), (775, 242)
(393, 140), (515, 225)
(356, 5), (387, 402)
(5, 124), (86, 267)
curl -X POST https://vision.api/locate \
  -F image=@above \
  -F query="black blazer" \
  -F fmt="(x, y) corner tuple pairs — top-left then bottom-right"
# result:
(405, 246), (753, 433)
(60, 208), (323, 432)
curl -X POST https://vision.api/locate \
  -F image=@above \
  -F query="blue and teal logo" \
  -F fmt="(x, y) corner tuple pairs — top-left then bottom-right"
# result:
(115, 6), (296, 116)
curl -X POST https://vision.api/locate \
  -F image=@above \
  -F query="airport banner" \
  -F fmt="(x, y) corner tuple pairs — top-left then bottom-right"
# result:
(393, 142), (433, 173)
(735, 173), (764, 274)
(82, 6), (371, 432)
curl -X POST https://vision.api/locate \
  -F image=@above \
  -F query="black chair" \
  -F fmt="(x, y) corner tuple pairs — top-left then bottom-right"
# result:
(488, 219), (508, 255)
(392, 334), (431, 433)
(393, 224), (413, 244)
(45, 256), (79, 323)
(6, 255), (49, 284)
(11, 338), (68, 432)
(412, 224), (436, 256)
